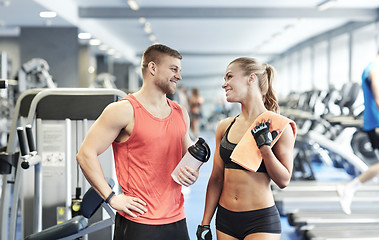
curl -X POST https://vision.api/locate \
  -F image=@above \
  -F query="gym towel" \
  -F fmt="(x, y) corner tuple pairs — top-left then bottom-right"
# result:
(230, 111), (296, 172)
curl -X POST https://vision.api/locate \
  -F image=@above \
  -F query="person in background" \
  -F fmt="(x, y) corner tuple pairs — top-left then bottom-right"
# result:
(77, 44), (199, 240)
(338, 50), (379, 215)
(196, 57), (296, 240)
(190, 87), (204, 139)
(178, 85), (190, 112)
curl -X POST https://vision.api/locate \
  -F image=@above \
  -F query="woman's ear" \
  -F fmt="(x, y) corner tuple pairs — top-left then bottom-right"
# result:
(249, 73), (257, 84)
(148, 61), (156, 76)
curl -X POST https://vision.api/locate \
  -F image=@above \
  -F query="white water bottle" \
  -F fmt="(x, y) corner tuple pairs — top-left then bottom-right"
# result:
(171, 137), (211, 185)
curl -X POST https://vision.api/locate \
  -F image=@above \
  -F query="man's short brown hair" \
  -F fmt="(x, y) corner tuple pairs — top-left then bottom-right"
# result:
(141, 44), (182, 74)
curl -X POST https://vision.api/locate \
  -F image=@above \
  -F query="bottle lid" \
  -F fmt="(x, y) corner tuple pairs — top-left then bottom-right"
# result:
(188, 137), (211, 162)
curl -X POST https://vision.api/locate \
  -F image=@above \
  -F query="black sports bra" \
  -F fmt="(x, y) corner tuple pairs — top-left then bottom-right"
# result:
(219, 117), (267, 173)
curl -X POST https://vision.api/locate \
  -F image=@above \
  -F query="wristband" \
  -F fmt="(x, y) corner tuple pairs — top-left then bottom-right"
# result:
(105, 191), (115, 204)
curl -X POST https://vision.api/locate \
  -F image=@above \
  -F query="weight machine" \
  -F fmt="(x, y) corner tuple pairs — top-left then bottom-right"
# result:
(0, 88), (126, 240)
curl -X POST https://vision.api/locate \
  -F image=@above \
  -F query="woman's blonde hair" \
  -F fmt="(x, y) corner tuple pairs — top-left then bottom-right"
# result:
(229, 57), (279, 113)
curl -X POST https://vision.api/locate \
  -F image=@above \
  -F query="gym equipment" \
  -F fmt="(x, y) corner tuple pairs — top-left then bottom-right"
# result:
(302, 223), (379, 240)
(282, 82), (374, 180)
(93, 72), (117, 89)
(24, 178), (116, 240)
(1, 88), (126, 240)
(288, 209), (379, 240)
(17, 58), (56, 93)
(0, 79), (7, 89)
(273, 180), (379, 239)
(273, 180), (379, 216)
(0, 88), (43, 240)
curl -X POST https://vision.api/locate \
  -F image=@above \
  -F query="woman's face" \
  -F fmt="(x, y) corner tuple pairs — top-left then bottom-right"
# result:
(222, 63), (249, 102)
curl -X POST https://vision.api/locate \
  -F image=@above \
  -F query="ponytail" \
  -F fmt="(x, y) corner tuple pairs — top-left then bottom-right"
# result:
(264, 64), (279, 113)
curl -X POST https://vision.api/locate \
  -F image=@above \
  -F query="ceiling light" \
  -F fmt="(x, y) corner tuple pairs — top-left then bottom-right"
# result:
(317, 0), (337, 11)
(149, 34), (157, 42)
(127, 0), (139, 11)
(144, 22), (152, 34)
(99, 44), (108, 51)
(139, 17), (146, 24)
(89, 39), (101, 46)
(78, 33), (92, 40)
(88, 66), (95, 74)
(107, 49), (116, 55)
(39, 11), (57, 18)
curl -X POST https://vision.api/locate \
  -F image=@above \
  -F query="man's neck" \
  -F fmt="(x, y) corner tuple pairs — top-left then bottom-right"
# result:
(134, 87), (168, 108)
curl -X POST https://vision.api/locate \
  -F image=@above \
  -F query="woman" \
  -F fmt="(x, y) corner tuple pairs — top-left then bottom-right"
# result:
(197, 57), (296, 240)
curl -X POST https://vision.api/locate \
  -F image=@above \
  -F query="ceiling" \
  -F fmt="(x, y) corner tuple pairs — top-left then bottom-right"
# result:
(1, 0), (379, 81)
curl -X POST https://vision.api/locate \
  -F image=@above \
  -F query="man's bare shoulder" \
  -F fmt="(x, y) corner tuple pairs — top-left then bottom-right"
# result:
(101, 99), (134, 121)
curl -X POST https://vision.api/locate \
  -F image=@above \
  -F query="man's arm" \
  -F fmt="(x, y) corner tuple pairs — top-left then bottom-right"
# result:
(370, 66), (379, 110)
(76, 100), (147, 217)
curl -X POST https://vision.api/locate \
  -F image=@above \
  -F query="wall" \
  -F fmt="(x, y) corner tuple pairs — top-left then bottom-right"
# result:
(20, 27), (79, 88)
(0, 37), (20, 79)
(272, 21), (379, 99)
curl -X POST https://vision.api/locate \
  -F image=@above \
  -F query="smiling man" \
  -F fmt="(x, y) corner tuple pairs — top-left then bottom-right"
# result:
(77, 44), (199, 240)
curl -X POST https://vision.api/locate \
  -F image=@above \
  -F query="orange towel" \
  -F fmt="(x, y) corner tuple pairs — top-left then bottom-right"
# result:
(230, 111), (296, 172)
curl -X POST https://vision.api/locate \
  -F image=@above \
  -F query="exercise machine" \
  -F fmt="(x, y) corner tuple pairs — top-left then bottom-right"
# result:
(1, 88), (126, 240)
(18, 58), (56, 92)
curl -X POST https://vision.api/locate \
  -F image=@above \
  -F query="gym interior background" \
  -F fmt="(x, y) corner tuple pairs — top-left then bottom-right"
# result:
(1, 1), (379, 239)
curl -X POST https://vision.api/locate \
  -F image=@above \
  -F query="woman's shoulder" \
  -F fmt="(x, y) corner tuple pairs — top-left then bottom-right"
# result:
(217, 116), (235, 131)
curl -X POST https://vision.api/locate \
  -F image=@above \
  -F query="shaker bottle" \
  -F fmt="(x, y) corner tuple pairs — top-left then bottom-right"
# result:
(171, 137), (211, 185)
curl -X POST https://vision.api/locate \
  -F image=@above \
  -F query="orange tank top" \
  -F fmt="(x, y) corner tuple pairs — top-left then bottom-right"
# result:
(112, 94), (187, 225)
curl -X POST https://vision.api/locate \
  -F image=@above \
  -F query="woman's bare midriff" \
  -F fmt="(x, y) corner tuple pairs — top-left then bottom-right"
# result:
(219, 169), (275, 211)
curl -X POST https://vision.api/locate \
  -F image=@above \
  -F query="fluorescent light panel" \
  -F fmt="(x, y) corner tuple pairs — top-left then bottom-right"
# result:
(89, 39), (101, 46)
(127, 0), (139, 11)
(78, 32), (92, 39)
(317, 0), (337, 11)
(39, 11), (57, 18)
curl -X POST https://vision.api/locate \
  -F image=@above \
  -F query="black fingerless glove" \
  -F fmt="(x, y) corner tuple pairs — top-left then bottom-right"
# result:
(196, 225), (212, 240)
(251, 121), (278, 148)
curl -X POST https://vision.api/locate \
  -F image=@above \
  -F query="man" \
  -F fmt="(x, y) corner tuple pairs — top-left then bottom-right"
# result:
(338, 50), (379, 215)
(77, 44), (199, 239)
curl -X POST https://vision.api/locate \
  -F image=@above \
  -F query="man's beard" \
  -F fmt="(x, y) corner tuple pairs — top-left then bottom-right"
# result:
(156, 79), (176, 95)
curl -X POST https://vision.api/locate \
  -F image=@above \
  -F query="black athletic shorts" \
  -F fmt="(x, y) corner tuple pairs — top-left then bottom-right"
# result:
(216, 204), (281, 240)
(366, 128), (379, 150)
(113, 213), (190, 240)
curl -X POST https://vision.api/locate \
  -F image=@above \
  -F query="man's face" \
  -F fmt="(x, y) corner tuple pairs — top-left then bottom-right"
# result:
(154, 55), (182, 95)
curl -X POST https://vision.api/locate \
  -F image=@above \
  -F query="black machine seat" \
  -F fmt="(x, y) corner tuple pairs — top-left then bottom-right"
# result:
(0, 152), (19, 174)
(25, 216), (87, 240)
(24, 178), (115, 240)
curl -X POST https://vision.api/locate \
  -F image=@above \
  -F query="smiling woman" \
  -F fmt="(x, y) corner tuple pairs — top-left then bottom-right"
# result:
(197, 57), (296, 240)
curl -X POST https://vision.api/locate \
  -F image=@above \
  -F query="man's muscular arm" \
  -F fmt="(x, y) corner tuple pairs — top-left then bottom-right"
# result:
(76, 101), (147, 217)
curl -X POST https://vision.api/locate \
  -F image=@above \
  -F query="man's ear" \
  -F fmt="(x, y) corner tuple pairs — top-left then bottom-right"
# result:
(148, 61), (156, 76)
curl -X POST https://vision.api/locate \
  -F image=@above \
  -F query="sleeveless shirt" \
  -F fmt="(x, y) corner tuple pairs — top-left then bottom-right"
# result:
(220, 117), (267, 172)
(362, 62), (379, 131)
(112, 94), (186, 225)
